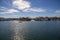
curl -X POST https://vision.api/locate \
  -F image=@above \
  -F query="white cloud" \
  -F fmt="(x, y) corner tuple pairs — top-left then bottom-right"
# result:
(0, 0), (47, 14)
(0, 7), (8, 11)
(5, 9), (19, 13)
(23, 8), (46, 12)
(13, 0), (30, 10)
(13, 0), (46, 12)
(55, 10), (60, 13)
(0, 7), (19, 14)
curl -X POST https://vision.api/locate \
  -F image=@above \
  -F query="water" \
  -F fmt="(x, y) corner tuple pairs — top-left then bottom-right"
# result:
(0, 21), (60, 40)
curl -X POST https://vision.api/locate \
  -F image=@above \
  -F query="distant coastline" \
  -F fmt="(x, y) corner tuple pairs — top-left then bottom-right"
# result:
(0, 17), (60, 21)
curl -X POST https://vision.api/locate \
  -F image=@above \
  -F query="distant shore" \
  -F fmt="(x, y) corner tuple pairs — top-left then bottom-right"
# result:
(0, 17), (60, 21)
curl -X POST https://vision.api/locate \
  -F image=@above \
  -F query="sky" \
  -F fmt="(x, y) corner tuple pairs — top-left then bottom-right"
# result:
(0, 0), (60, 18)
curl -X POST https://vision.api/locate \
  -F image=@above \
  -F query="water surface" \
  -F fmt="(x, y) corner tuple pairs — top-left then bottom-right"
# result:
(0, 21), (60, 40)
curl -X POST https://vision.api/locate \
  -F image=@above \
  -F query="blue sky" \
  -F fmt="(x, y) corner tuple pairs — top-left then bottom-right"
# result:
(0, 0), (60, 18)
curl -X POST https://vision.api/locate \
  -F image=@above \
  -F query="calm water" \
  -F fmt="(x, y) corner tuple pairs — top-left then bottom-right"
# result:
(0, 21), (60, 40)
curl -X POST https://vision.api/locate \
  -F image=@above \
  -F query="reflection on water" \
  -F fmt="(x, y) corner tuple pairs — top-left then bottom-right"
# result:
(0, 21), (60, 40)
